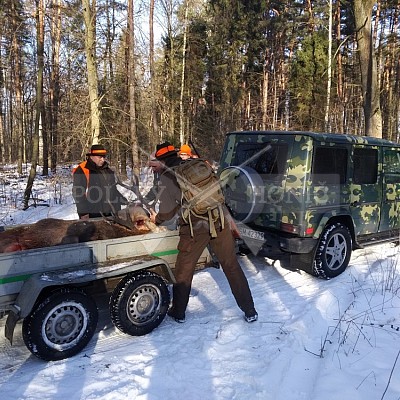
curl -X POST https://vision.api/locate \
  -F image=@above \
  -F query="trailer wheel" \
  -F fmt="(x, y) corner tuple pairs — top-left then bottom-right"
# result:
(110, 270), (170, 336)
(22, 287), (98, 361)
(313, 222), (352, 279)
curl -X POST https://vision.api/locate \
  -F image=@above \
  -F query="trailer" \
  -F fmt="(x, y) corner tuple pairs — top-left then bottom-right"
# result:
(0, 229), (211, 361)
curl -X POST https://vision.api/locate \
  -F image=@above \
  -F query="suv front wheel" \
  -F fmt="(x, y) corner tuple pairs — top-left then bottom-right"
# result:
(313, 222), (352, 279)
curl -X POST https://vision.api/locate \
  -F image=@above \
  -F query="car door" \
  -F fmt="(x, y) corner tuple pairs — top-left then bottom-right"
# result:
(349, 145), (381, 236)
(381, 147), (400, 231)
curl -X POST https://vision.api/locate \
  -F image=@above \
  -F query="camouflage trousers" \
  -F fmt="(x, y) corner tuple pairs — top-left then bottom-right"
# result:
(171, 222), (255, 319)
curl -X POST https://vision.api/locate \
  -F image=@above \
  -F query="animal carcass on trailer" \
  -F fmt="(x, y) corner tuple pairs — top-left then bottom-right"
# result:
(0, 204), (160, 253)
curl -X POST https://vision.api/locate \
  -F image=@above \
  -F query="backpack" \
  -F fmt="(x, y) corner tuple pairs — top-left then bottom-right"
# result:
(173, 158), (225, 237)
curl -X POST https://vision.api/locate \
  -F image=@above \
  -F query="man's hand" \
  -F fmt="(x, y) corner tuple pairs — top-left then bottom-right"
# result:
(149, 208), (157, 224)
(226, 213), (240, 238)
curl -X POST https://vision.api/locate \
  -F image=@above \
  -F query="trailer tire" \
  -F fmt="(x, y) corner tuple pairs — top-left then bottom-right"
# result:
(110, 270), (170, 336)
(22, 287), (98, 361)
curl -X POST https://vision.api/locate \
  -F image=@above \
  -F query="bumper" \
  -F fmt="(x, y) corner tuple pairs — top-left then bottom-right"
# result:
(238, 228), (317, 258)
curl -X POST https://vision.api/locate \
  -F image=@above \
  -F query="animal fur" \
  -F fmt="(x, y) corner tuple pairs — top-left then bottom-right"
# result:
(0, 205), (164, 253)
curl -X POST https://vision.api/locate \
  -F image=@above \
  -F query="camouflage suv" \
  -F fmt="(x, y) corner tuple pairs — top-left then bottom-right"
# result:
(219, 131), (400, 278)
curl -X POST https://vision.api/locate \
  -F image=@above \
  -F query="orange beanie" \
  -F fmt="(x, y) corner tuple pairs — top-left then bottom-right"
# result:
(179, 144), (192, 156)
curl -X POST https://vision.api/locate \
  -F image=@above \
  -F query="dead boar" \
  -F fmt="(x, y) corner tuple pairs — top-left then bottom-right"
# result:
(0, 205), (164, 253)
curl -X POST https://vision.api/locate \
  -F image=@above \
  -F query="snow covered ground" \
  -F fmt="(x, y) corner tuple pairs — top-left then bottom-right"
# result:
(0, 166), (399, 400)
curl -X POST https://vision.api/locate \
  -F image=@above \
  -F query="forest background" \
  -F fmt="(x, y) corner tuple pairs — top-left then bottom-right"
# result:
(0, 0), (399, 206)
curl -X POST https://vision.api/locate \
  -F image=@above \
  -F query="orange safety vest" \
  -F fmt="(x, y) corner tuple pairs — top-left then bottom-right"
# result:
(73, 161), (90, 191)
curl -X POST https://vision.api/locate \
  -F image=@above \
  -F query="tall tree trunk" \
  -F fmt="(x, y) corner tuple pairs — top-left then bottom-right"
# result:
(261, 69), (269, 130)
(49, 0), (61, 173)
(82, 0), (100, 144)
(105, 0), (114, 82)
(179, 0), (188, 145)
(380, 3), (398, 141)
(388, 5), (399, 141)
(324, 0), (333, 132)
(261, 49), (269, 130)
(159, 0), (177, 141)
(0, 37), (4, 163)
(0, 83), (3, 163)
(24, 0), (45, 209)
(335, 0), (344, 133)
(354, 0), (382, 138)
(11, 0), (24, 174)
(128, 0), (139, 181)
(149, 0), (159, 148)
(41, 88), (48, 175)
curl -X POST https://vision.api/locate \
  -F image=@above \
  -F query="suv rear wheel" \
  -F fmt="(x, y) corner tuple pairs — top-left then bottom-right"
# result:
(313, 222), (352, 279)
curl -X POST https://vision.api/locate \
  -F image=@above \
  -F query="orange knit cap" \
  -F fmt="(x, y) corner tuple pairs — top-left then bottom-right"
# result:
(86, 144), (107, 156)
(179, 144), (192, 156)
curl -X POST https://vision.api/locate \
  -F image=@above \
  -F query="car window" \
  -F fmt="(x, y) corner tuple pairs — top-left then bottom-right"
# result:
(234, 142), (288, 178)
(353, 147), (378, 184)
(384, 149), (400, 183)
(312, 147), (348, 184)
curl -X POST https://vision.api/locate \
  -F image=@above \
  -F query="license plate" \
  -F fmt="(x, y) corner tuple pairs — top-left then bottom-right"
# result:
(238, 226), (265, 241)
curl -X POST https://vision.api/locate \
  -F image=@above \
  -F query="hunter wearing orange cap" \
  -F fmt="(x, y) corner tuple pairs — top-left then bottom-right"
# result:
(72, 144), (127, 219)
(179, 144), (192, 160)
(150, 141), (258, 324)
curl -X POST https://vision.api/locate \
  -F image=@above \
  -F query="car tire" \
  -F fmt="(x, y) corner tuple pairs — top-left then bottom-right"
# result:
(110, 270), (170, 336)
(313, 222), (352, 279)
(22, 287), (99, 361)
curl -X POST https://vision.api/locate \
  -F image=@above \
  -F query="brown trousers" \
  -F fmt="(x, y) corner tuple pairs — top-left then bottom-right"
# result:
(171, 221), (255, 318)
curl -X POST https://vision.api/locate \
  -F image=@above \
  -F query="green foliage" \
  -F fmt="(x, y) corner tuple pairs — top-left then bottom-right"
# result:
(289, 31), (329, 130)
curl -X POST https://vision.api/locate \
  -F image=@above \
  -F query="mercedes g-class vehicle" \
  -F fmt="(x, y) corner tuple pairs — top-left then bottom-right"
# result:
(219, 130), (400, 279)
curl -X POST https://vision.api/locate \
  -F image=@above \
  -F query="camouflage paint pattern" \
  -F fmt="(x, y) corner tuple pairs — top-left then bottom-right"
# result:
(381, 147), (400, 230)
(219, 130), (400, 244)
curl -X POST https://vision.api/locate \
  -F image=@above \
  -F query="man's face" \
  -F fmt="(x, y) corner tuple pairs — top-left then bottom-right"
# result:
(149, 159), (164, 173)
(179, 153), (191, 160)
(90, 155), (106, 167)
